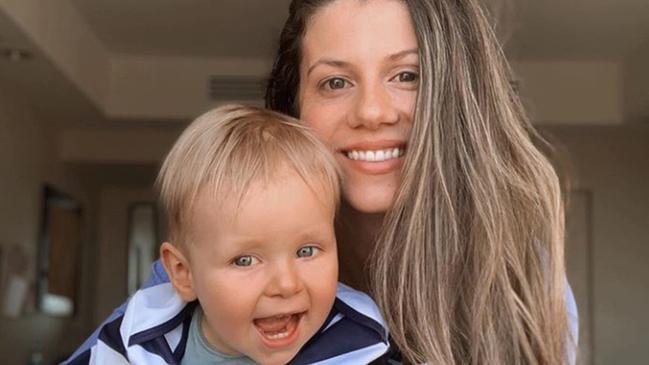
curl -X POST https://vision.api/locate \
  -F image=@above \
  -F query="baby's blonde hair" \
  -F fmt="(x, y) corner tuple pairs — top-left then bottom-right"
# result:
(157, 104), (340, 245)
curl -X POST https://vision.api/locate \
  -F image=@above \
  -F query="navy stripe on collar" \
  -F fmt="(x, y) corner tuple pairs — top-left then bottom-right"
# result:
(334, 297), (388, 343)
(129, 301), (198, 346)
(137, 310), (191, 365)
(98, 314), (127, 358)
(287, 298), (388, 364)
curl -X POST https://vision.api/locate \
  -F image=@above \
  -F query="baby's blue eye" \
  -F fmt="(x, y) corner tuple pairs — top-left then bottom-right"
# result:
(233, 255), (256, 267)
(297, 246), (316, 258)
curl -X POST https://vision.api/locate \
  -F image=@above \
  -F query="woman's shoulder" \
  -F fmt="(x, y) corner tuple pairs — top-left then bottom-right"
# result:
(566, 281), (579, 365)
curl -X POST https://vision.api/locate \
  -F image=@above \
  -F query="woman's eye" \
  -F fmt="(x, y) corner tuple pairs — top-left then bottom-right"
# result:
(395, 71), (419, 83)
(233, 255), (258, 267)
(296, 246), (317, 258)
(324, 77), (348, 90)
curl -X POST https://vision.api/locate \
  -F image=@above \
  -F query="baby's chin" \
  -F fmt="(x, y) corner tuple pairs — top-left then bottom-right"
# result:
(250, 348), (302, 365)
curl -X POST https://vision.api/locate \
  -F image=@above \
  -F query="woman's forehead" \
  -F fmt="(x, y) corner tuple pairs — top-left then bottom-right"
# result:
(301, 0), (417, 67)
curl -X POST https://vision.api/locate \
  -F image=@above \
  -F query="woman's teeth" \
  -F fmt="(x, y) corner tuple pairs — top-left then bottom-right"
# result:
(346, 148), (404, 162)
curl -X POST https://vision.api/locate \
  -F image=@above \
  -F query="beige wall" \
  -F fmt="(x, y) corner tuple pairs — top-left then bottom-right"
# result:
(543, 125), (649, 365)
(107, 55), (268, 119)
(514, 62), (624, 125)
(625, 40), (649, 122)
(95, 187), (155, 321)
(0, 84), (98, 364)
(60, 128), (178, 164)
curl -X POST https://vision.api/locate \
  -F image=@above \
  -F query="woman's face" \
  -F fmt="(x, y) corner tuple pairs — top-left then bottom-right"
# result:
(298, 0), (418, 214)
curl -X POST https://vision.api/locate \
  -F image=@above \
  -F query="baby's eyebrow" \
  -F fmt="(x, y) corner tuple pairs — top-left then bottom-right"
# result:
(228, 237), (264, 249)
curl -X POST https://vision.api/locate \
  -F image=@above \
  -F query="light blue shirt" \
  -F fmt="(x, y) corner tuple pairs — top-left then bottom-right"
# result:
(181, 305), (256, 365)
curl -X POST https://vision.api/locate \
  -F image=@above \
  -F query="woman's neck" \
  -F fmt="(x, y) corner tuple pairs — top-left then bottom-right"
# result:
(335, 201), (385, 294)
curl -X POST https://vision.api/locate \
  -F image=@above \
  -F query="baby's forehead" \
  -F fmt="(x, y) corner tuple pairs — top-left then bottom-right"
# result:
(183, 172), (337, 245)
(201, 165), (336, 206)
(184, 170), (336, 230)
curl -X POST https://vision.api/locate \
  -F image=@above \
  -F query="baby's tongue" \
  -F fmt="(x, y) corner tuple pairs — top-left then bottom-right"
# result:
(254, 314), (293, 332)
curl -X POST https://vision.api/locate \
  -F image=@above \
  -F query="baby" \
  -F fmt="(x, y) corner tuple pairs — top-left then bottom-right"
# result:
(64, 105), (389, 365)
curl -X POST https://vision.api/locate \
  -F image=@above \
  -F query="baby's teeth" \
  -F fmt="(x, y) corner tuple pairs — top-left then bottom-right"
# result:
(267, 331), (289, 340)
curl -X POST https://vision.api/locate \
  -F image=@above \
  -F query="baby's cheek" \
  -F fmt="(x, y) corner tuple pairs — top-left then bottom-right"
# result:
(320, 264), (339, 304)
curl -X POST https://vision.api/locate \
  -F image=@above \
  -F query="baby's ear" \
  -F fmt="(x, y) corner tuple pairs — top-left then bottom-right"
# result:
(160, 242), (197, 302)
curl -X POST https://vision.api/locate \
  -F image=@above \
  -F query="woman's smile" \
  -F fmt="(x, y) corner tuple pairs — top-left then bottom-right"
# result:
(338, 140), (407, 175)
(344, 147), (405, 163)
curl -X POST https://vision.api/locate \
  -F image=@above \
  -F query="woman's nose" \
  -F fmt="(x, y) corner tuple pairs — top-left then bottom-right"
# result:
(350, 81), (399, 130)
(266, 262), (303, 298)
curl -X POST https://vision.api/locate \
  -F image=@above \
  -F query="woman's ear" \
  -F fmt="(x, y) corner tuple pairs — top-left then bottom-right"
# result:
(160, 242), (197, 302)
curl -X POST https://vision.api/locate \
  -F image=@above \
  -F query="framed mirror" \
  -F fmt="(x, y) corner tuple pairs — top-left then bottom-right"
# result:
(36, 186), (82, 316)
(127, 203), (159, 295)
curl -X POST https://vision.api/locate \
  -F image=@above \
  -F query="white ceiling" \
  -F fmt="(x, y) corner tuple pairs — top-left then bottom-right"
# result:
(67, 0), (649, 61)
(68, 0), (292, 58)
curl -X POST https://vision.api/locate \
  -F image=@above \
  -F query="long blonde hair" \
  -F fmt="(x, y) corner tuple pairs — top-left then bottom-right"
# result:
(372, 1), (569, 364)
(266, 1), (571, 364)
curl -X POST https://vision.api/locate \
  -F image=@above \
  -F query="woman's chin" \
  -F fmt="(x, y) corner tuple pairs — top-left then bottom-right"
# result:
(342, 186), (396, 215)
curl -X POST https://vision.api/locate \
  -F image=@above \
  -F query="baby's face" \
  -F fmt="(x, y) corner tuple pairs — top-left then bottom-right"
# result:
(186, 170), (338, 365)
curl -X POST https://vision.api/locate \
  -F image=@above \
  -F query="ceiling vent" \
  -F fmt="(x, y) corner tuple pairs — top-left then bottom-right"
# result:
(208, 76), (265, 102)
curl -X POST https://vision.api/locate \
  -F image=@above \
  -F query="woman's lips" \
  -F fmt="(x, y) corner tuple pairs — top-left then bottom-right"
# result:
(338, 144), (406, 175)
(254, 312), (304, 348)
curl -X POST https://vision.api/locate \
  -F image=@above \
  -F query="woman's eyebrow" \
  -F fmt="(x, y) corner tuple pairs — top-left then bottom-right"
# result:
(306, 48), (419, 76)
(306, 59), (351, 76)
(388, 48), (419, 61)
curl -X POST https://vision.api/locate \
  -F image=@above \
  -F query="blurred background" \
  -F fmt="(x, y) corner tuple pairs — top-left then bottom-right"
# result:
(0, 1), (647, 364)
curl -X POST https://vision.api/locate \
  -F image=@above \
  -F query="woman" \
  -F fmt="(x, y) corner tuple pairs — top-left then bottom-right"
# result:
(266, 0), (575, 364)
(68, 0), (577, 364)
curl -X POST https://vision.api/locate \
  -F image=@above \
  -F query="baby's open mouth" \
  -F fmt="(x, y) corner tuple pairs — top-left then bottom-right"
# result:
(253, 312), (305, 343)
